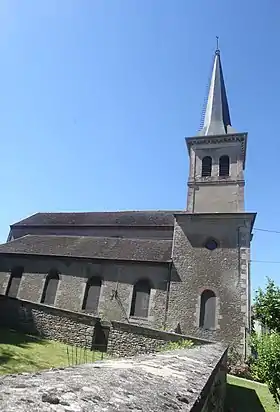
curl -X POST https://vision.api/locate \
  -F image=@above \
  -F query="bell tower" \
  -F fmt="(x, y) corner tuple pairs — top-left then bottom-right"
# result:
(186, 48), (247, 213)
(167, 44), (256, 357)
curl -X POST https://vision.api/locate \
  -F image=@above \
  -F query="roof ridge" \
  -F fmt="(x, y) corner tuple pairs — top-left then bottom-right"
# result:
(11, 210), (179, 228)
(3, 234), (31, 245)
(35, 210), (179, 214)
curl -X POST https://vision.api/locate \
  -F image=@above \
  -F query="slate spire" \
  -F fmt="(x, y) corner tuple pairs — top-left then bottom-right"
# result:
(199, 47), (236, 136)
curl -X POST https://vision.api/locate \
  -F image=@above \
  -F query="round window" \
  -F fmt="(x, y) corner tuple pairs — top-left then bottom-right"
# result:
(205, 239), (218, 251)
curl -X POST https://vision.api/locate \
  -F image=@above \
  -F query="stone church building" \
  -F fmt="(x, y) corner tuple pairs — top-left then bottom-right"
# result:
(0, 48), (256, 354)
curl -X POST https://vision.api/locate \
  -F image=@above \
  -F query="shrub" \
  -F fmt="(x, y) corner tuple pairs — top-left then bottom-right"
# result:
(161, 339), (193, 351)
(227, 344), (254, 380)
(228, 363), (253, 380)
(254, 278), (280, 333)
(251, 332), (280, 406)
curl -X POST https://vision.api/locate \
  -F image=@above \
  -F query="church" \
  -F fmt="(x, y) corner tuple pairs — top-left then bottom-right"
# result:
(0, 48), (256, 355)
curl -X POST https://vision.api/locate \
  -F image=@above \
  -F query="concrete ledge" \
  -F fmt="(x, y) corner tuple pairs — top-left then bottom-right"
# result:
(0, 343), (228, 411)
(107, 320), (214, 357)
(111, 320), (214, 345)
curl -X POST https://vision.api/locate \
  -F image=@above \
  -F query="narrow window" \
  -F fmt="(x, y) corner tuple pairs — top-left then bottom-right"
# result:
(6, 267), (23, 298)
(130, 279), (151, 318)
(199, 289), (216, 330)
(82, 277), (102, 313)
(219, 155), (230, 176)
(201, 156), (212, 177)
(41, 269), (59, 305)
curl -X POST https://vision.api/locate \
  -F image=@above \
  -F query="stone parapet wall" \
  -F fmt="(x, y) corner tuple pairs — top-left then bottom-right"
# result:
(0, 343), (228, 411)
(200, 354), (227, 411)
(0, 295), (101, 349)
(107, 320), (213, 357)
(0, 295), (213, 357)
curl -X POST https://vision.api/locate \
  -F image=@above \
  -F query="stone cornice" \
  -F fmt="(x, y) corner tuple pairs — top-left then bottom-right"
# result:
(185, 132), (247, 168)
(174, 211), (257, 232)
(185, 132), (247, 146)
(188, 179), (245, 187)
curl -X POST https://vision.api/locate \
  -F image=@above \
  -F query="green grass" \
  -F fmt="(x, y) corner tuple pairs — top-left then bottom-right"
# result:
(0, 329), (104, 375)
(160, 339), (193, 352)
(226, 375), (278, 412)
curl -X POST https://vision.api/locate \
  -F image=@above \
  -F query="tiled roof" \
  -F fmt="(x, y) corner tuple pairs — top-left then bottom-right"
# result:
(0, 235), (172, 263)
(11, 211), (178, 227)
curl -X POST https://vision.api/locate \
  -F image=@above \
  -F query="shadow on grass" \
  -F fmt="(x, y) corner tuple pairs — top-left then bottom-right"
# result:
(0, 296), (48, 347)
(0, 328), (48, 368)
(225, 383), (265, 412)
(0, 328), (47, 347)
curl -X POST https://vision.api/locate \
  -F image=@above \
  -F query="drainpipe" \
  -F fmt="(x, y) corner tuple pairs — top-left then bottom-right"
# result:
(163, 262), (172, 329)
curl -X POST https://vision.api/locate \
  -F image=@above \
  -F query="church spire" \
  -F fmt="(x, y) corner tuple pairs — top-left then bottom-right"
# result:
(199, 45), (236, 136)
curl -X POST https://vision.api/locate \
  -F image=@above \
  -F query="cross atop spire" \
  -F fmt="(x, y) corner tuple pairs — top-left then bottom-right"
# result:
(216, 36), (219, 52)
(198, 45), (236, 136)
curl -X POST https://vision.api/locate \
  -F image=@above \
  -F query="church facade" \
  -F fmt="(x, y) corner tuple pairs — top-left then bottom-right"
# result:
(0, 48), (256, 355)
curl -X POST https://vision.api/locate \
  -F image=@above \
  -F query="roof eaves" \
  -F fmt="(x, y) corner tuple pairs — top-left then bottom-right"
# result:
(0, 251), (172, 264)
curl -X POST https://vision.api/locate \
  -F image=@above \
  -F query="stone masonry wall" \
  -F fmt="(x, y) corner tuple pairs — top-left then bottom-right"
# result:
(239, 224), (252, 358)
(168, 212), (254, 357)
(0, 295), (102, 350)
(107, 320), (213, 357)
(201, 353), (227, 411)
(0, 343), (228, 412)
(187, 139), (246, 213)
(0, 255), (169, 329)
(0, 295), (214, 358)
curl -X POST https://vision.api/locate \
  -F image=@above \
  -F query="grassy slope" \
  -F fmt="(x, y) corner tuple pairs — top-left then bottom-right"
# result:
(226, 375), (277, 412)
(0, 329), (103, 375)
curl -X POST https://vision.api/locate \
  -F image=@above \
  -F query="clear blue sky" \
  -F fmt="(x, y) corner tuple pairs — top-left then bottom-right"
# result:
(0, 1), (279, 294)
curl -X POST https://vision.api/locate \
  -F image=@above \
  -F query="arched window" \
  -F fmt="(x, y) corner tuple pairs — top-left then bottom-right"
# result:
(82, 277), (102, 313)
(6, 266), (23, 298)
(219, 155), (230, 176)
(201, 156), (212, 177)
(41, 269), (59, 305)
(199, 289), (216, 330)
(130, 279), (151, 318)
